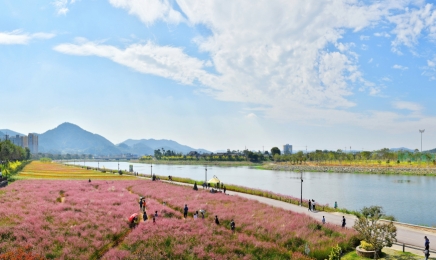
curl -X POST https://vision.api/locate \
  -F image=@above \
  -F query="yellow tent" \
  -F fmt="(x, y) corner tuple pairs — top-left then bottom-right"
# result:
(207, 176), (220, 184)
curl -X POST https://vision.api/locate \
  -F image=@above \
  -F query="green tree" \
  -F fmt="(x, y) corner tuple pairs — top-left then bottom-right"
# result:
(353, 206), (397, 259)
(270, 147), (281, 156)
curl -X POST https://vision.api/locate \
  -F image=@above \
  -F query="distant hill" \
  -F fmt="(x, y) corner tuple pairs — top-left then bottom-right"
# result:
(0, 129), (25, 137)
(39, 123), (121, 155)
(120, 139), (210, 155)
(390, 147), (414, 152)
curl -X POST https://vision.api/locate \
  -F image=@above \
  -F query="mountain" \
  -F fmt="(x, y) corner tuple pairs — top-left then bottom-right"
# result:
(39, 123), (121, 155)
(390, 147), (414, 152)
(120, 139), (210, 155)
(0, 129), (25, 137)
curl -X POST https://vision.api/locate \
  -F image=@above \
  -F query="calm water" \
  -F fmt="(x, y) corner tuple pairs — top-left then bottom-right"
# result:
(70, 161), (436, 226)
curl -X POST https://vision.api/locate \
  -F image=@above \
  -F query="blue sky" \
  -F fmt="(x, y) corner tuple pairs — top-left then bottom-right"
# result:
(1, 0), (436, 152)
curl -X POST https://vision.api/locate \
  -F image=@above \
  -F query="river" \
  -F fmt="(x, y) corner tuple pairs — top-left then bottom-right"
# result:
(69, 161), (436, 226)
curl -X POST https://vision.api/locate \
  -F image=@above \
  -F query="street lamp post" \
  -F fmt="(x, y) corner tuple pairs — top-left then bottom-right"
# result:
(205, 165), (208, 184)
(98, 161), (99, 170)
(118, 161), (119, 171)
(300, 171), (303, 206)
(419, 129), (425, 152)
(150, 163), (153, 178)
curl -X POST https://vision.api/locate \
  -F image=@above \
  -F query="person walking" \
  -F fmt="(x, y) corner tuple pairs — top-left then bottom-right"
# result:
(139, 198), (143, 212)
(312, 200), (316, 211)
(308, 199), (312, 211)
(341, 216), (346, 228)
(143, 211), (148, 221)
(215, 215), (220, 225)
(334, 201), (338, 209)
(184, 204), (189, 218)
(424, 236), (430, 260)
(230, 219), (235, 233)
(322, 216), (325, 224)
(224, 186), (226, 194)
(194, 211), (198, 220)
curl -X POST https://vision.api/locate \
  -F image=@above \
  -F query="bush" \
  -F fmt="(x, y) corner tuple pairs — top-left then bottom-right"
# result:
(360, 240), (374, 251)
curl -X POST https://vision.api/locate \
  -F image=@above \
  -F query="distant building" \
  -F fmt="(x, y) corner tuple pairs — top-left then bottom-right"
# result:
(10, 135), (22, 147)
(28, 133), (38, 154)
(283, 144), (292, 155)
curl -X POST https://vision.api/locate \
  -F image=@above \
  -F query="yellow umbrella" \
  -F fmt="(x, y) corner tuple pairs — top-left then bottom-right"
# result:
(207, 176), (220, 184)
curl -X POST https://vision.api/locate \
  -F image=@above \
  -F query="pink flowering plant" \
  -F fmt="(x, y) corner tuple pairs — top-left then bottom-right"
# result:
(0, 178), (358, 259)
(0, 180), (138, 259)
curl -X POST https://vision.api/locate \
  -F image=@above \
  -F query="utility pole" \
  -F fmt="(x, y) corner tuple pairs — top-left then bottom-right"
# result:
(300, 171), (303, 206)
(205, 165), (208, 183)
(150, 162), (153, 177)
(419, 129), (425, 152)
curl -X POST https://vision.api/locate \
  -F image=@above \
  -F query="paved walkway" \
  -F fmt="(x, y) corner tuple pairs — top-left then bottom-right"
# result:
(147, 177), (435, 256)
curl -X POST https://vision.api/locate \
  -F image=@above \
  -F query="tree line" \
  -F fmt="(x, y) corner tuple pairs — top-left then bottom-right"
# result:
(145, 146), (436, 164)
(0, 140), (30, 162)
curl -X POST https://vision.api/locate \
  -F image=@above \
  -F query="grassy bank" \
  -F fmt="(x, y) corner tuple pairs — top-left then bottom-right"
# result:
(260, 163), (436, 176)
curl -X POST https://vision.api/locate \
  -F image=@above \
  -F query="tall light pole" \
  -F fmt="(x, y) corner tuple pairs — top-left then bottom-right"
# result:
(419, 129), (425, 152)
(205, 165), (208, 184)
(300, 171), (303, 206)
(150, 163), (153, 177)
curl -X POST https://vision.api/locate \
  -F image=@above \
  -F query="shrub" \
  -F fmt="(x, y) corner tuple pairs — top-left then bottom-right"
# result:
(360, 240), (374, 251)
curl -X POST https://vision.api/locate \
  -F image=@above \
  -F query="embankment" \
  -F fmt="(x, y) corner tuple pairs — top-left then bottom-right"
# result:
(262, 164), (436, 175)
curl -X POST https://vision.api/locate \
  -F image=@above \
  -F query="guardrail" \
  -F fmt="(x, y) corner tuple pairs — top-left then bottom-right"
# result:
(394, 242), (435, 254)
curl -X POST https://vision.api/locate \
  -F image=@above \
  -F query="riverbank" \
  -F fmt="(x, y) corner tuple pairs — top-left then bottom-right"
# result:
(133, 159), (262, 167)
(133, 160), (436, 175)
(261, 163), (436, 175)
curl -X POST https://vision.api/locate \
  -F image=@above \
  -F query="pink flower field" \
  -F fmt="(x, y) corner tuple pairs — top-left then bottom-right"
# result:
(0, 179), (358, 259)
(0, 180), (138, 259)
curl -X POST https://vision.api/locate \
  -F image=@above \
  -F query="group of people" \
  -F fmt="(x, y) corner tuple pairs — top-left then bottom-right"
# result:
(308, 199), (316, 212)
(130, 199), (236, 233)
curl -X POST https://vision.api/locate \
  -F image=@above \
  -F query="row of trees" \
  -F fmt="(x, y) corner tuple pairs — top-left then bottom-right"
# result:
(0, 140), (30, 162)
(271, 148), (435, 165)
(31, 153), (94, 160)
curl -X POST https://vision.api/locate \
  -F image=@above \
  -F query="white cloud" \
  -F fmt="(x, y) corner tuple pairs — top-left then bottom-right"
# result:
(360, 35), (370, 40)
(109, 0), (184, 25)
(52, 0), (75, 15)
(389, 3), (436, 53)
(0, 30), (55, 45)
(374, 32), (391, 37)
(392, 64), (409, 70)
(54, 39), (214, 85)
(392, 101), (423, 111)
(368, 58), (373, 63)
(245, 113), (257, 119)
(57, 0), (436, 131)
(428, 60), (435, 67)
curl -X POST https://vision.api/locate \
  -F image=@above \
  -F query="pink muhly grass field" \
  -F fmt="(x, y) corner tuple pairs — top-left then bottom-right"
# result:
(0, 180), (138, 259)
(0, 179), (357, 259)
(110, 180), (357, 259)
